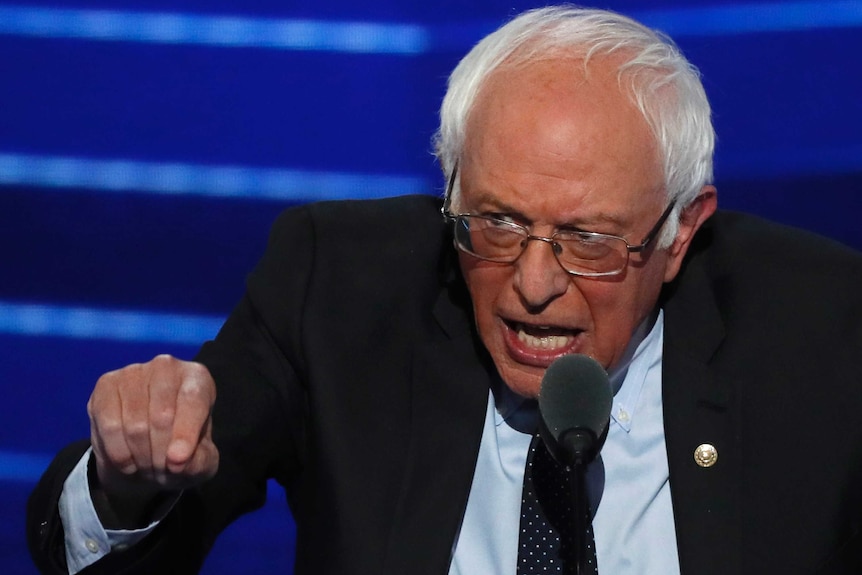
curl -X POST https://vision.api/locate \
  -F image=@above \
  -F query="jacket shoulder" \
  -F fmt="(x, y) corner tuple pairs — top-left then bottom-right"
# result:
(698, 210), (862, 277)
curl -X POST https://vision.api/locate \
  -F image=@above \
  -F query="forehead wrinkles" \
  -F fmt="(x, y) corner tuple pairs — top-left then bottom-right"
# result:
(469, 42), (669, 130)
(463, 59), (660, 187)
(467, 54), (659, 156)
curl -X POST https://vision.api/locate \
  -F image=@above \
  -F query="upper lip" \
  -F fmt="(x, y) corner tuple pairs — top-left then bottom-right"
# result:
(503, 318), (583, 335)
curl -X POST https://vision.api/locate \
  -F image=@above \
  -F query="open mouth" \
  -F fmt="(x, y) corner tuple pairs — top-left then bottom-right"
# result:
(504, 320), (583, 357)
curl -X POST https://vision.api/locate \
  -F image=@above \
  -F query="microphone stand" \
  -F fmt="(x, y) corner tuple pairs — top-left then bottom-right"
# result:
(568, 460), (589, 575)
(560, 428), (597, 575)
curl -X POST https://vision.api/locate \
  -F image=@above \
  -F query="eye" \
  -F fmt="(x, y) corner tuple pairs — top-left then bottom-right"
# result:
(485, 212), (517, 224)
(484, 213), (532, 230)
(556, 231), (617, 260)
(575, 231), (605, 243)
(478, 216), (522, 239)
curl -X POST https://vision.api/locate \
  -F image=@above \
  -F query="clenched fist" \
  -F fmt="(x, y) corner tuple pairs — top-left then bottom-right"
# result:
(87, 355), (219, 526)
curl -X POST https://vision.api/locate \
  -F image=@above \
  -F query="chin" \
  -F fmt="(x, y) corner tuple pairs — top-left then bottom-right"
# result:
(498, 366), (544, 399)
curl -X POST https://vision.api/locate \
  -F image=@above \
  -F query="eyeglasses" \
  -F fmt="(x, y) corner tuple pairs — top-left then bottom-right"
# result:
(441, 164), (675, 278)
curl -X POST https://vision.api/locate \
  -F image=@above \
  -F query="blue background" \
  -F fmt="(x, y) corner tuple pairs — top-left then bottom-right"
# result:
(1, 1), (860, 572)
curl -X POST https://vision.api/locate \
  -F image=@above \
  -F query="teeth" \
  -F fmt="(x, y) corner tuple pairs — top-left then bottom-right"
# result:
(517, 327), (572, 350)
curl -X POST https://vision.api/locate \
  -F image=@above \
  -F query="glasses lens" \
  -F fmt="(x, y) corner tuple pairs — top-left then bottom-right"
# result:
(450, 216), (630, 276)
(555, 233), (628, 275)
(454, 216), (524, 262)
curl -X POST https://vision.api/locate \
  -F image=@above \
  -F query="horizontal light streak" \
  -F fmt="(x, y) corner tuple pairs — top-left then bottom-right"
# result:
(637, 1), (862, 37)
(0, 4), (428, 53)
(0, 450), (52, 482)
(0, 153), (432, 201)
(0, 301), (224, 345)
(2, 147), (860, 203)
(0, 1), (859, 53)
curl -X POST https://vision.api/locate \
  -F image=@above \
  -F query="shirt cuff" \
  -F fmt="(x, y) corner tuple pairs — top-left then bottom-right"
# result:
(58, 447), (163, 575)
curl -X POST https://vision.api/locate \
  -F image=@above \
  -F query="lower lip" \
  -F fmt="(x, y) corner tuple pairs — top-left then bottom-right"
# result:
(501, 321), (582, 368)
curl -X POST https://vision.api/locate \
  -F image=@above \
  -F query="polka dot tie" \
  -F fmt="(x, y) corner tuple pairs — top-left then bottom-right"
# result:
(517, 433), (599, 575)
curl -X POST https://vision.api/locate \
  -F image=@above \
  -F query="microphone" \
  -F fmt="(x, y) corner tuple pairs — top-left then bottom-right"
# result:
(538, 354), (613, 467)
(537, 354), (613, 575)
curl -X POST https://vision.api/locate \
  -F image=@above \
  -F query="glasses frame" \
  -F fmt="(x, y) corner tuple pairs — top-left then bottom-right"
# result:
(441, 163), (676, 277)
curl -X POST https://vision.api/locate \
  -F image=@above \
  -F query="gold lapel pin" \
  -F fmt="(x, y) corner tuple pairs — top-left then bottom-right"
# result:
(694, 443), (718, 468)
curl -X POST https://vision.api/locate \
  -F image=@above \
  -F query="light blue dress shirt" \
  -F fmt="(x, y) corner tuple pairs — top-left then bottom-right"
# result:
(449, 310), (679, 575)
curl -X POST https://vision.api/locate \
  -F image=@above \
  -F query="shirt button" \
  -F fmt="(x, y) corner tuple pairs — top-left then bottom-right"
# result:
(617, 408), (630, 422)
(85, 538), (100, 553)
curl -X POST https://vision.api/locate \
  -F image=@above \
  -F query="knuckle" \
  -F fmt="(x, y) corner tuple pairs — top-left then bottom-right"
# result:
(112, 454), (137, 473)
(184, 361), (210, 378)
(112, 366), (145, 392)
(88, 388), (120, 422)
(185, 363), (215, 390)
(150, 405), (176, 430)
(96, 416), (124, 438)
(151, 354), (177, 369)
(112, 362), (144, 381)
(92, 369), (122, 396)
(178, 378), (211, 403)
(122, 419), (151, 440)
(95, 443), (135, 473)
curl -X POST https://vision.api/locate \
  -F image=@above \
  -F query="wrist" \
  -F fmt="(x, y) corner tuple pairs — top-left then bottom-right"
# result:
(87, 454), (180, 529)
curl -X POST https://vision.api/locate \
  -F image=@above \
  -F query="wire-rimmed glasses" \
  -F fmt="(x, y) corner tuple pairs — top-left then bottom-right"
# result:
(441, 164), (675, 278)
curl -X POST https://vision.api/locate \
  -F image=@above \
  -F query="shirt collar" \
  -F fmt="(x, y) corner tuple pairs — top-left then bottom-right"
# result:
(492, 378), (537, 434)
(607, 309), (664, 433)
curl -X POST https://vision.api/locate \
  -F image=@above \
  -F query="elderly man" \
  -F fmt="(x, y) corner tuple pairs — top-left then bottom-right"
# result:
(28, 5), (862, 575)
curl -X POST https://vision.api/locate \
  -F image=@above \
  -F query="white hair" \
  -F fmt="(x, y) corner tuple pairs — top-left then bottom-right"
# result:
(433, 5), (715, 247)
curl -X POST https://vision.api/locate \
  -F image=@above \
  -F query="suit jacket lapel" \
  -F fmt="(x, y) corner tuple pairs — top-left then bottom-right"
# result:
(381, 260), (492, 575)
(662, 238), (743, 575)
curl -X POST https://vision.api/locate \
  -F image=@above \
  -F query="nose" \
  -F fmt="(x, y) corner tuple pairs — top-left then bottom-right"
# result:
(512, 237), (571, 310)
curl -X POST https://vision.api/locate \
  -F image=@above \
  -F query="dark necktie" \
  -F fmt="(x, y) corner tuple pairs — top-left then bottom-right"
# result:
(517, 432), (599, 574)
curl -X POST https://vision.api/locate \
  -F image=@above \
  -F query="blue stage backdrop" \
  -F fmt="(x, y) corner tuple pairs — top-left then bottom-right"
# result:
(1, 1), (860, 573)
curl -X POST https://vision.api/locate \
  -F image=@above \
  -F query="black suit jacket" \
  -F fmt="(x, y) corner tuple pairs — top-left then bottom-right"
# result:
(28, 195), (862, 574)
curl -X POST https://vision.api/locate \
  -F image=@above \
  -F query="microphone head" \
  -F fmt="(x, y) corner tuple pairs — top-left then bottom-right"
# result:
(538, 354), (613, 466)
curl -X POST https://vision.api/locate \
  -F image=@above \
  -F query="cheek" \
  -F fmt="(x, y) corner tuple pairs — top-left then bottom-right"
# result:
(459, 258), (512, 332)
(585, 281), (647, 318)
(577, 274), (663, 363)
(580, 283), (633, 337)
(460, 255), (508, 299)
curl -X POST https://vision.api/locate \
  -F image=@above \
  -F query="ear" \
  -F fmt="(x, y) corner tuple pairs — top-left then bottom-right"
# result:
(663, 185), (717, 283)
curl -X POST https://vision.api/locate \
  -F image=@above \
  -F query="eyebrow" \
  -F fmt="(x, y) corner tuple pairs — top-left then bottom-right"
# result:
(467, 194), (528, 220)
(467, 190), (629, 232)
